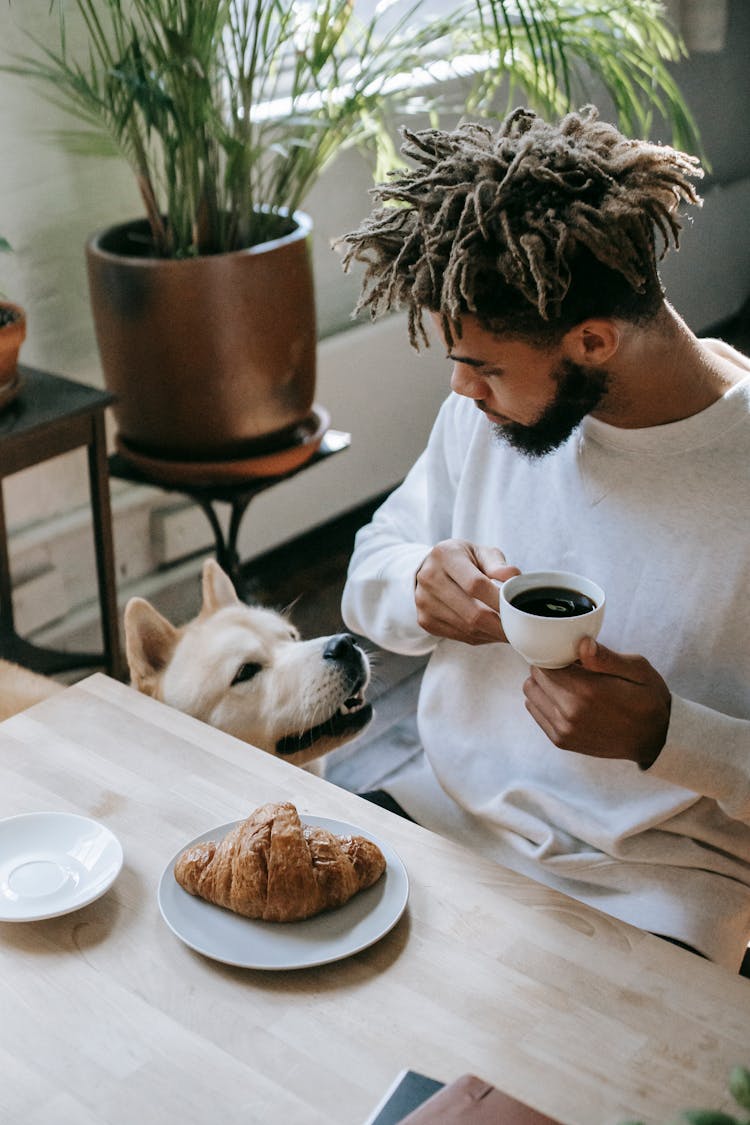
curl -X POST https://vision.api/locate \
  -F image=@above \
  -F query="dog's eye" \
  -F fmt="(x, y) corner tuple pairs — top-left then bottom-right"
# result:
(232, 662), (263, 685)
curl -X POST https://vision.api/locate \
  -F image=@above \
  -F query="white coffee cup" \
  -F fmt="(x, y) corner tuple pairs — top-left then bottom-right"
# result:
(498, 570), (605, 669)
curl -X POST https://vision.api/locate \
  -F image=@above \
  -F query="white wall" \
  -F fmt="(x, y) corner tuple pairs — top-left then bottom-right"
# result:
(1, 0), (750, 641)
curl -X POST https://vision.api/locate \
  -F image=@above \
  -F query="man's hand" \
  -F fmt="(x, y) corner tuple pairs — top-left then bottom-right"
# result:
(415, 538), (520, 645)
(522, 637), (672, 768)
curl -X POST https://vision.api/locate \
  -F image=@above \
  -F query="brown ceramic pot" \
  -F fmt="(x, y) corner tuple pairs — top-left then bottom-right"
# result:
(0, 302), (26, 411)
(85, 210), (316, 460)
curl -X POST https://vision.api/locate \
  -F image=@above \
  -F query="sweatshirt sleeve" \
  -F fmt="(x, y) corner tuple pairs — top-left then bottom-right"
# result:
(342, 394), (463, 657)
(647, 694), (750, 822)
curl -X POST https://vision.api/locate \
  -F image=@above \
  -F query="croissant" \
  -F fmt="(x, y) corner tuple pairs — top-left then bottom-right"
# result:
(174, 801), (386, 922)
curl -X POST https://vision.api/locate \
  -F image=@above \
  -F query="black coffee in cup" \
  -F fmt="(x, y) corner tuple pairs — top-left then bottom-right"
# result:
(510, 586), (596, 618)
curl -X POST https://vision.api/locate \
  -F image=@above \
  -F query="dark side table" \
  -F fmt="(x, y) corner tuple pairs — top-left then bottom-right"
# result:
(108, 429), (352, 596)
(0, 366), (125, 679)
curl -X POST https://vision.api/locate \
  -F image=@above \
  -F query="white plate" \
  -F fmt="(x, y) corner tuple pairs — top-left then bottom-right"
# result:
(158, 815), (409, 970)
(0, 812), (124, 922)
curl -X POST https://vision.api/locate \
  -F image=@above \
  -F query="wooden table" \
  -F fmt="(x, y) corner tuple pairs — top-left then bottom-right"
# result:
(1, 675), (749, 1125)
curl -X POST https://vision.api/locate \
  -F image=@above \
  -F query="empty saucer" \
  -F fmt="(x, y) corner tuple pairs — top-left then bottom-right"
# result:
(0, 811), (123, 922)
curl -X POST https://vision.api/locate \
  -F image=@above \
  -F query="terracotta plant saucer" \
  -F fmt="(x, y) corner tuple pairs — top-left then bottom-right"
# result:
(115, 404), (331, 486)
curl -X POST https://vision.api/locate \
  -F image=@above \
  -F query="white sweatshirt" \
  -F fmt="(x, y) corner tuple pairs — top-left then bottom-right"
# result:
(342, 340), (750, 970)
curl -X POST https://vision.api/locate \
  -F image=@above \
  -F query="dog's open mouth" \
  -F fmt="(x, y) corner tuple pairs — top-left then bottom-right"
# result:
(275, 689), (373, 757)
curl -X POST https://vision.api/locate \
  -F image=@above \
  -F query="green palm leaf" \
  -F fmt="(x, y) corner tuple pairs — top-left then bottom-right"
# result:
(2, 0), (702, 257)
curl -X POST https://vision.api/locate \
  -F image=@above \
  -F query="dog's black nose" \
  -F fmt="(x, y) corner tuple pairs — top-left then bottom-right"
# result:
(323, 633), (359, 663)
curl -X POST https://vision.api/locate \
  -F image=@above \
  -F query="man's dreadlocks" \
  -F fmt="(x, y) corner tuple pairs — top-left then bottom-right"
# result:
(339, 106), (703, 348)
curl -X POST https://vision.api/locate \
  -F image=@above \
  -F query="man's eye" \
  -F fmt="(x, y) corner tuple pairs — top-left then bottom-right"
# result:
(232, 662), (263, 685)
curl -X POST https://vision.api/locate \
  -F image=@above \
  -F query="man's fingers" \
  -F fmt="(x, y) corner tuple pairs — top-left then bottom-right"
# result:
(577, 638), (652, 683)
(473, 547), (521, 605)
(473, 545), (509, 576)
(415, 540), (515, 643)
(522, 675), (560, 730)
(421, 614), (503, 644)
(525, 644), (672, 763)
(416, 594), (502, 643)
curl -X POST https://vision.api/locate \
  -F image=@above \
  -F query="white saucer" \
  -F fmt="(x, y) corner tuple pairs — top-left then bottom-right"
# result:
(158, 815), (409, 970)
(0, 812), (124, 922)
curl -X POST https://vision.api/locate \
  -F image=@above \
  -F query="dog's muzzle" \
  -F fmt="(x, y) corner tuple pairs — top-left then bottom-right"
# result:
(324, 632), (367, 706)
(274, 633), (372, 756)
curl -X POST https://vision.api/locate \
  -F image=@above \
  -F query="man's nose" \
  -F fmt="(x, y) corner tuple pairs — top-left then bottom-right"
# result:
(450, 363), (486, 399)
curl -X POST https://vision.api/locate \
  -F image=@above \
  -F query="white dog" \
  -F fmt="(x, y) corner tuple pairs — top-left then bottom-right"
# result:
(0, 559), (372, 769)
(125, 558), (372, 767)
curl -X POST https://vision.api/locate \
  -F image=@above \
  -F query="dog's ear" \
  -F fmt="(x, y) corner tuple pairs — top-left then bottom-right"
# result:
(200, 558), (240, 615)
(124, 597), (180, 696)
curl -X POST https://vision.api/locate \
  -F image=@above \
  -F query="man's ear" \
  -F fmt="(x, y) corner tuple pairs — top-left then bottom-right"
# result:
(563, 319), (621, 366)
(200, 558), (240, 615)
(124, 598), (180, 695)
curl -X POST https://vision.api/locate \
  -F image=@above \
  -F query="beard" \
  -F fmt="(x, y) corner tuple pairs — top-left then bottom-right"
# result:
(491, 358), (610, 458)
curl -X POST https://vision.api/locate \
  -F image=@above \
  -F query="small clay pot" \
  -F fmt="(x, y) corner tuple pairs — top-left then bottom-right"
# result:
(0, 302), (26, 410)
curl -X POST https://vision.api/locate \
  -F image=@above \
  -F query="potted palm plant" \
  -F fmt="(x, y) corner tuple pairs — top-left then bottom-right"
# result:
(0, 236), (26, 413)
(2, 0), (699, 478)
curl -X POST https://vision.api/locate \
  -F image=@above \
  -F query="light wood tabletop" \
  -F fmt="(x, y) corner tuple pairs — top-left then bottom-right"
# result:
(1, 673), (749, 1125)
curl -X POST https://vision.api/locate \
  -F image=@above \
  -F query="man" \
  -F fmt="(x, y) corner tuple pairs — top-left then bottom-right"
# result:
(338, 106), (750, 970)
